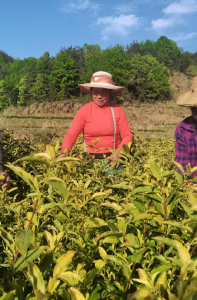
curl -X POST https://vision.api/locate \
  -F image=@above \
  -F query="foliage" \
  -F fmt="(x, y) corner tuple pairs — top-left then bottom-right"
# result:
(0, 36), (197, 108)
(129, 54), (170, 100)
(81, 45), (131, 87)
(186, 65), (197, 77)
(1, 132), (197, 299)
(50, 52), (79, 99)
(154, 36), (181, 70)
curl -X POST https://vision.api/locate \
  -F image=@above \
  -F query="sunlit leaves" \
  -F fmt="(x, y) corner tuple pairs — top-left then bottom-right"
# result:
(15, 230), (34, 256)
(53, 251), (76, 278)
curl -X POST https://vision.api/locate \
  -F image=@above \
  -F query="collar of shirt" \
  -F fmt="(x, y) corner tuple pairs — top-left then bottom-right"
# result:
(180, 115), (197, 132)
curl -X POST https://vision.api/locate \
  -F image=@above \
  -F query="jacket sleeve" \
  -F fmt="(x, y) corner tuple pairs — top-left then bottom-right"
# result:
(174, 125), (188, 173)
(0, 132), (4, 172)
(61, 107), (86, 153)
(117, 107), (133, 150)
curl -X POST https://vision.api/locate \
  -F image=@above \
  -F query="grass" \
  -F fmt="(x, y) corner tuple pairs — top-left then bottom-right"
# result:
(0, 115), (74, 120)
(4, 125), (69, 129)
(138, 129), (166, 132)
(155, 123), (178, 126)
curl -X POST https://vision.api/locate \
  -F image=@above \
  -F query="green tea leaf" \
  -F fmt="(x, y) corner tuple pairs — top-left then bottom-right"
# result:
(148, 161), (162, 181)
(153, 237), (177, 248)
(125, 233), (139, 248)
(151, 264), (172, 274)
(55, 157), (81, 163)
(27, 262), (45, 294)
(105, 255), (124, 266)
(0, 228), (14, 252)
(133, 213), (153, 222)
(53, 250), (75, 278)
(48, 277), (60, 294)
(0, 291), (16, 300)
(44, 231), (54, 250)
(69, 287), (86, 300)
(47, 177), (68, 202)
(16, 153), (51, 166)
(94, 259), (106, 270)
(85, 218), (107, 228)
(132, 186), (152, 194)
(15, 231), (34, 256)
(14, 248), (43, 272)
(59, 271), (82, 282)
(176, 241), (190, 265)
(91, 192), (107, 199)
(174, 162), (185, 176)
(156, 271), (167, 288)
(101, 202), (122, 211)
(130, 248), (148, 263)
(138, 269), (150, 282)
(175, 171), (183, 184)
(98, 247), (107, 262)
(5, 164), (38, 192)
(101, 236), (119, 245)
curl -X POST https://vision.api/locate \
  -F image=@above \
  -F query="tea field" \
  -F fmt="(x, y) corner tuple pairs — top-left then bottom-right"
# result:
(1, 131), (197, 300)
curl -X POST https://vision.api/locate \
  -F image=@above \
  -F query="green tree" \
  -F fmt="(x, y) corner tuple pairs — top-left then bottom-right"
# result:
(60, 46), (85, 75)
(34, 52), (52, 101)
(81, 45), (131, 87)
(0, 75), (19, 109)
(192, 51), (197, 66)
(17, 75), (34, 106)
(186, 65), (197, 77)
(125, 41), (141, 59)
(155, 36), (181, 70)
(129, 53), (170, 100)
(30, 74), (48, 102)
(50, 52), (79, 99)
(80, 44), (102, 83)
(140, 40), (157, 57)
(0, 51), (14, 63)
(179, 50), (193, 73)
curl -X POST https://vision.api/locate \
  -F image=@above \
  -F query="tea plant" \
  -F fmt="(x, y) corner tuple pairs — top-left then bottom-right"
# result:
(0, 132), (197, 299)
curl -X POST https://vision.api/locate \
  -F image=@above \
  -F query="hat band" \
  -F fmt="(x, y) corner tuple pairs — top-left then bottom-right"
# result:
(91, 75), (114, 85)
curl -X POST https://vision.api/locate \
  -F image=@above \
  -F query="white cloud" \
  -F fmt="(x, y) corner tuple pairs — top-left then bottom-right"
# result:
(114, 3), (135, 14)
(151, 16), (181, 29)
(96, 14), (140, 40)
(60, 0), (100, 14)
(163, 0), (197, 14)
(170, 32), (197, 41)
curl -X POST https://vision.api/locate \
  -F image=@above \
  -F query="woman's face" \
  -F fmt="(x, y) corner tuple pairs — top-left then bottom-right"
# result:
(92, 88), (110, 107)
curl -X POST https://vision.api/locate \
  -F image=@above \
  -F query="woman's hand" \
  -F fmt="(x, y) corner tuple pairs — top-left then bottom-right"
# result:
(0, 172), (10, 188)
(56, 153), (66, 161)
(106, 151), (121, 168)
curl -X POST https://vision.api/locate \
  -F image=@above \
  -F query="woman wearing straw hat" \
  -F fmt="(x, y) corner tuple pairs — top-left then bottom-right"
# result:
(58, 71), (132, 164)
(175, 78), (197, 178)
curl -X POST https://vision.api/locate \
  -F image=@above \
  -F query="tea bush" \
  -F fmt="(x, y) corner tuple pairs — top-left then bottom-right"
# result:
(1, 131), (197, 300)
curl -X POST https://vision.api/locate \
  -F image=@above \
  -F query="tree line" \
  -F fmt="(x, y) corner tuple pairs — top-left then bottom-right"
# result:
(0, 35), (197, 110)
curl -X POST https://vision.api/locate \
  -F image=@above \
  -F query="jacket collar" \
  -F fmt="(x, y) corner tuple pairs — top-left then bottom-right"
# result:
(180, 116), (197, 132)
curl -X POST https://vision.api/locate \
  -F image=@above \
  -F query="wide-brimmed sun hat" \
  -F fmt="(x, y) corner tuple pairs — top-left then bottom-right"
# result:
(177, 76), (197, 107)
(78, 71), (124, 96)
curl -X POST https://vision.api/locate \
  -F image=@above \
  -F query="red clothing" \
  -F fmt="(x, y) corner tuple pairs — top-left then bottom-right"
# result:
(61, 101), (132, 154)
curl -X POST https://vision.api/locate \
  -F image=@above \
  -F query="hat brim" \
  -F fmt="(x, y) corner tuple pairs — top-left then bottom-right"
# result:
(79, 82), (124, 96)
(177, 91), (197, 107)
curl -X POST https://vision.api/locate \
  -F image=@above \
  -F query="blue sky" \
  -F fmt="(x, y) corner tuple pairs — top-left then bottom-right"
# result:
(0, 0), (197, 59)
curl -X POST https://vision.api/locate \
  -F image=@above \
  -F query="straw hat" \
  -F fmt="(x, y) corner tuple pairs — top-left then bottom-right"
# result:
(78, 71), (124, 96)
(177, 76), (197, 107)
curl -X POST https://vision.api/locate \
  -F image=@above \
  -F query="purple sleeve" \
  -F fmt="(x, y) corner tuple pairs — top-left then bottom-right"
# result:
(174, 124), (188, 173)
